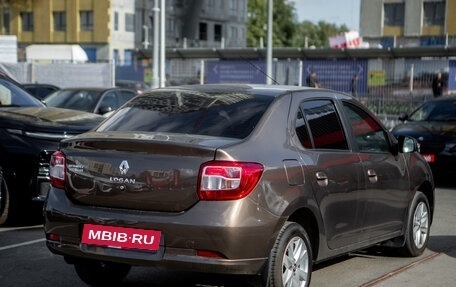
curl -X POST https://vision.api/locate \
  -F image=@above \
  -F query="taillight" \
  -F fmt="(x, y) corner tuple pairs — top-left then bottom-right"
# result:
(197, 161), (263, 200)
(49, 151), (66, 189)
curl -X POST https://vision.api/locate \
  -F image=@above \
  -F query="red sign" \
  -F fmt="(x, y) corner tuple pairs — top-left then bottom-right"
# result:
(422, 154), (435, 163)
(81, 224), (161, 251)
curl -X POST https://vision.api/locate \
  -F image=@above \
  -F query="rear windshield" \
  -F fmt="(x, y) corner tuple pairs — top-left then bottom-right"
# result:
(96, 89), (274, 139)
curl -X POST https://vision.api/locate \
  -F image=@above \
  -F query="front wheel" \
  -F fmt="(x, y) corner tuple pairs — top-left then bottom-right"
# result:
(0, 167), (10, 225)
(399, 191), (431, 257)
(74, 259), (131, 286)
(263, 221), (312, 287)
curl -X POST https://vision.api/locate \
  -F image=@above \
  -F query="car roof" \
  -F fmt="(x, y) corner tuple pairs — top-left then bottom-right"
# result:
(428, 95), (456, 102)
(155, 84), (352, 99)
(59, 87), (134, 92)
(22, 83), (60, 88)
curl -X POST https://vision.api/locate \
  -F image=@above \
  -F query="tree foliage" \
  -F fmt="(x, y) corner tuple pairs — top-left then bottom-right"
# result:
(247, 0), (297, 47)
(247, 0), (349, 48)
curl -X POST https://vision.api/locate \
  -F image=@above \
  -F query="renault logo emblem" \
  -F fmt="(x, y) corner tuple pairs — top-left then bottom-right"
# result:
(119, 160), (129, 175)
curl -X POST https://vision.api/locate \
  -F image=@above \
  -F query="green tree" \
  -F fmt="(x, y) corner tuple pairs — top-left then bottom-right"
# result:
(247, 0), (349, 48)
(247, 0), (298, 47)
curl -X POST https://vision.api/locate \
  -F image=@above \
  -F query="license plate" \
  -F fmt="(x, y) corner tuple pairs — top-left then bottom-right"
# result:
(81, 224), (161, 251)
(422, 154), (435, 163)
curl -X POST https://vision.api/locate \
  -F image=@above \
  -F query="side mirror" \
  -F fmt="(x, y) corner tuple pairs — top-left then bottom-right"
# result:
(98, 106), (113, 115)
(398, 114), (409, 121)
(397, 135), (419, 153)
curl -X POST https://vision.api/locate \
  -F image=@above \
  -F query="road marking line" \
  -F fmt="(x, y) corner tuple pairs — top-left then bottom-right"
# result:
(0, 238), (46, 251)
(359, 251), (443, 287)
(0, 225), (43, 232)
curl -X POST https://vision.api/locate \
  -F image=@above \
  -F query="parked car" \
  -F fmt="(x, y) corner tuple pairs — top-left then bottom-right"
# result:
(392, 95), (456, 180)
(44, 84), (434, 287)
(22, 83), (60, 100)
(43, 87), (137, 115)
(0, 72), (105, 225)
(115, 79), (150, 94)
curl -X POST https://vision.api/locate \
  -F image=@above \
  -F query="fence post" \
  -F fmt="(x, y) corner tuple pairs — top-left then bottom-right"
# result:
(409, 64), (414, 111)
(200, 59), (205, 84)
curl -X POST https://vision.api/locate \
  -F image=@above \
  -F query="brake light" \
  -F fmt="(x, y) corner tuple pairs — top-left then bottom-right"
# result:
(49, 151), (66, 189)
(197, 161), (263, 200)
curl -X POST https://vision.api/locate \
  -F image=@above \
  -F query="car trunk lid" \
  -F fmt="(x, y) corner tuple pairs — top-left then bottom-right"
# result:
(61, 132), (237, 212)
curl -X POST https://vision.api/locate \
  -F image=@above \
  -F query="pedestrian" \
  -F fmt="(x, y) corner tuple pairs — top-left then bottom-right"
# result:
(431, 72), (444, 97)
(306, 71), (319, 88)
(350, 74), (359, 99)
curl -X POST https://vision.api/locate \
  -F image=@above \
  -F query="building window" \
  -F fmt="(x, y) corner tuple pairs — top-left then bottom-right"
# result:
(80, 11), (94, 31)
(114, 12), (119, 31)
(199, 22), (207, 41)
(53, 12), (66, 31)
(214, 24), (222, 41)
(231, 26), (238, 39)
(21, 12), (33, 31)
(166, 18), (174, 35)
(113, 49), (120, 65)
(230, 0), (238, 11)
(125, 13), (134, 32)
(384, 3), (404, 26)
(424, 1), (445, 26)
(3, 9), (10, 34)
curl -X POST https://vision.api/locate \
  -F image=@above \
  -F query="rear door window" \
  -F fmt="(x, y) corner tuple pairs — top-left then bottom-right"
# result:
(297, 100), (348, 150)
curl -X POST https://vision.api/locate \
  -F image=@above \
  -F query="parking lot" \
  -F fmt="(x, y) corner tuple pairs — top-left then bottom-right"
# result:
(0, 182), (455, 287)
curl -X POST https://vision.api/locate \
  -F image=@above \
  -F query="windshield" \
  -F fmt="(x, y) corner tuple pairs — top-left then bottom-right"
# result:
(408, 100), (456, 122)
(44, 89), (103, 112)
(97, 89), (274, 139)
(0, 78), (45, 107)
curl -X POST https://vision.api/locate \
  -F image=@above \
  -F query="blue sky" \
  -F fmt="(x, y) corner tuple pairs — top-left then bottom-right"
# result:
(290, 0), (361, 31)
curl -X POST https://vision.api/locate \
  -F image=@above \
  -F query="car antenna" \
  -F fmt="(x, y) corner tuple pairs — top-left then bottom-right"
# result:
(240, 56), (280, 85)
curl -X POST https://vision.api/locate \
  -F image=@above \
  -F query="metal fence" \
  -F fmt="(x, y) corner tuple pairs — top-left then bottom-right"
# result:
(166, 57), (452, 128)
(1, 56), (452, 129)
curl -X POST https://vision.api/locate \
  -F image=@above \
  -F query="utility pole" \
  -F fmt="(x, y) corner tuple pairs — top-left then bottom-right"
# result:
(266, 0), (273, 85)
(152, 0), (160, 89)
(159, 0), (166, 87)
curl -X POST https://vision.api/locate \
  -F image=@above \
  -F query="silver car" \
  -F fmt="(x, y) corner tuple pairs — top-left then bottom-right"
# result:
(44, 84), (434, 287)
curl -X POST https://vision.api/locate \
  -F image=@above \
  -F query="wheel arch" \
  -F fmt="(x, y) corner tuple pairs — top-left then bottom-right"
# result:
(287, 207), (320, 261)
(417, 180), (435, 224)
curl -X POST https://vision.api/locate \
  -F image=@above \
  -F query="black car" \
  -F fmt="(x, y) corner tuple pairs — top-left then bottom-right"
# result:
(392, 95), (456, 180)
(22, 83), (60, 100)
(44, 84), (434, 287)
(43, 87), (137, 115)
(0, 73), (105, 225)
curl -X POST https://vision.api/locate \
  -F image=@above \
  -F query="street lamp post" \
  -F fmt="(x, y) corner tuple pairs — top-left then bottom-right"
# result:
(266, 0), (273, 85)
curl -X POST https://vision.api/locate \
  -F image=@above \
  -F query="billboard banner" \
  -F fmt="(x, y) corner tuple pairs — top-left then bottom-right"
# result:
(205, 60), (267, 84)
(301, 59), (368, 94)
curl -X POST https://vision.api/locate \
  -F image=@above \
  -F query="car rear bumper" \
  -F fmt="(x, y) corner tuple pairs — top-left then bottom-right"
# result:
(44, 188), (284, 275)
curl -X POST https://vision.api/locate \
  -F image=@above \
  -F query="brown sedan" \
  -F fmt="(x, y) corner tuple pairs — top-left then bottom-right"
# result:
(44, 84), (434, 287)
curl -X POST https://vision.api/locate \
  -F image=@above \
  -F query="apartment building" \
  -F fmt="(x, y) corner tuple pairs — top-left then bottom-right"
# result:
(0, 0), (133, 63)
(136, 0), (247, 50)
(0, 0), (247, 65)
(360, 0), (456, 47)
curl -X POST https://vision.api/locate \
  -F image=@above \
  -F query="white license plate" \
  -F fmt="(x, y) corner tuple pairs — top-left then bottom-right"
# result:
(81, 224), (161, 251)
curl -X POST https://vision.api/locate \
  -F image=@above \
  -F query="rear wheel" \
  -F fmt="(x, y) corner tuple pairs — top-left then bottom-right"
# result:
(399, 191), (430, 257)
(0, 167), (10, 225)
(74, 259), (131, 286)
(263, 222), (312, 287)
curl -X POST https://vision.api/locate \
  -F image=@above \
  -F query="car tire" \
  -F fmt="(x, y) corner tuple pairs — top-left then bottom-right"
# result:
(399, 191), (431, 257)
(74, 259), (131, 286)
(262, 221), (312, 287)
(0, 167), (10, 225)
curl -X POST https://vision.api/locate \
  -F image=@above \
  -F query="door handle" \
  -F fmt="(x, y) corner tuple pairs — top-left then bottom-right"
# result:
(367, 169), (378, 183)
(316, 171), (328, 187)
